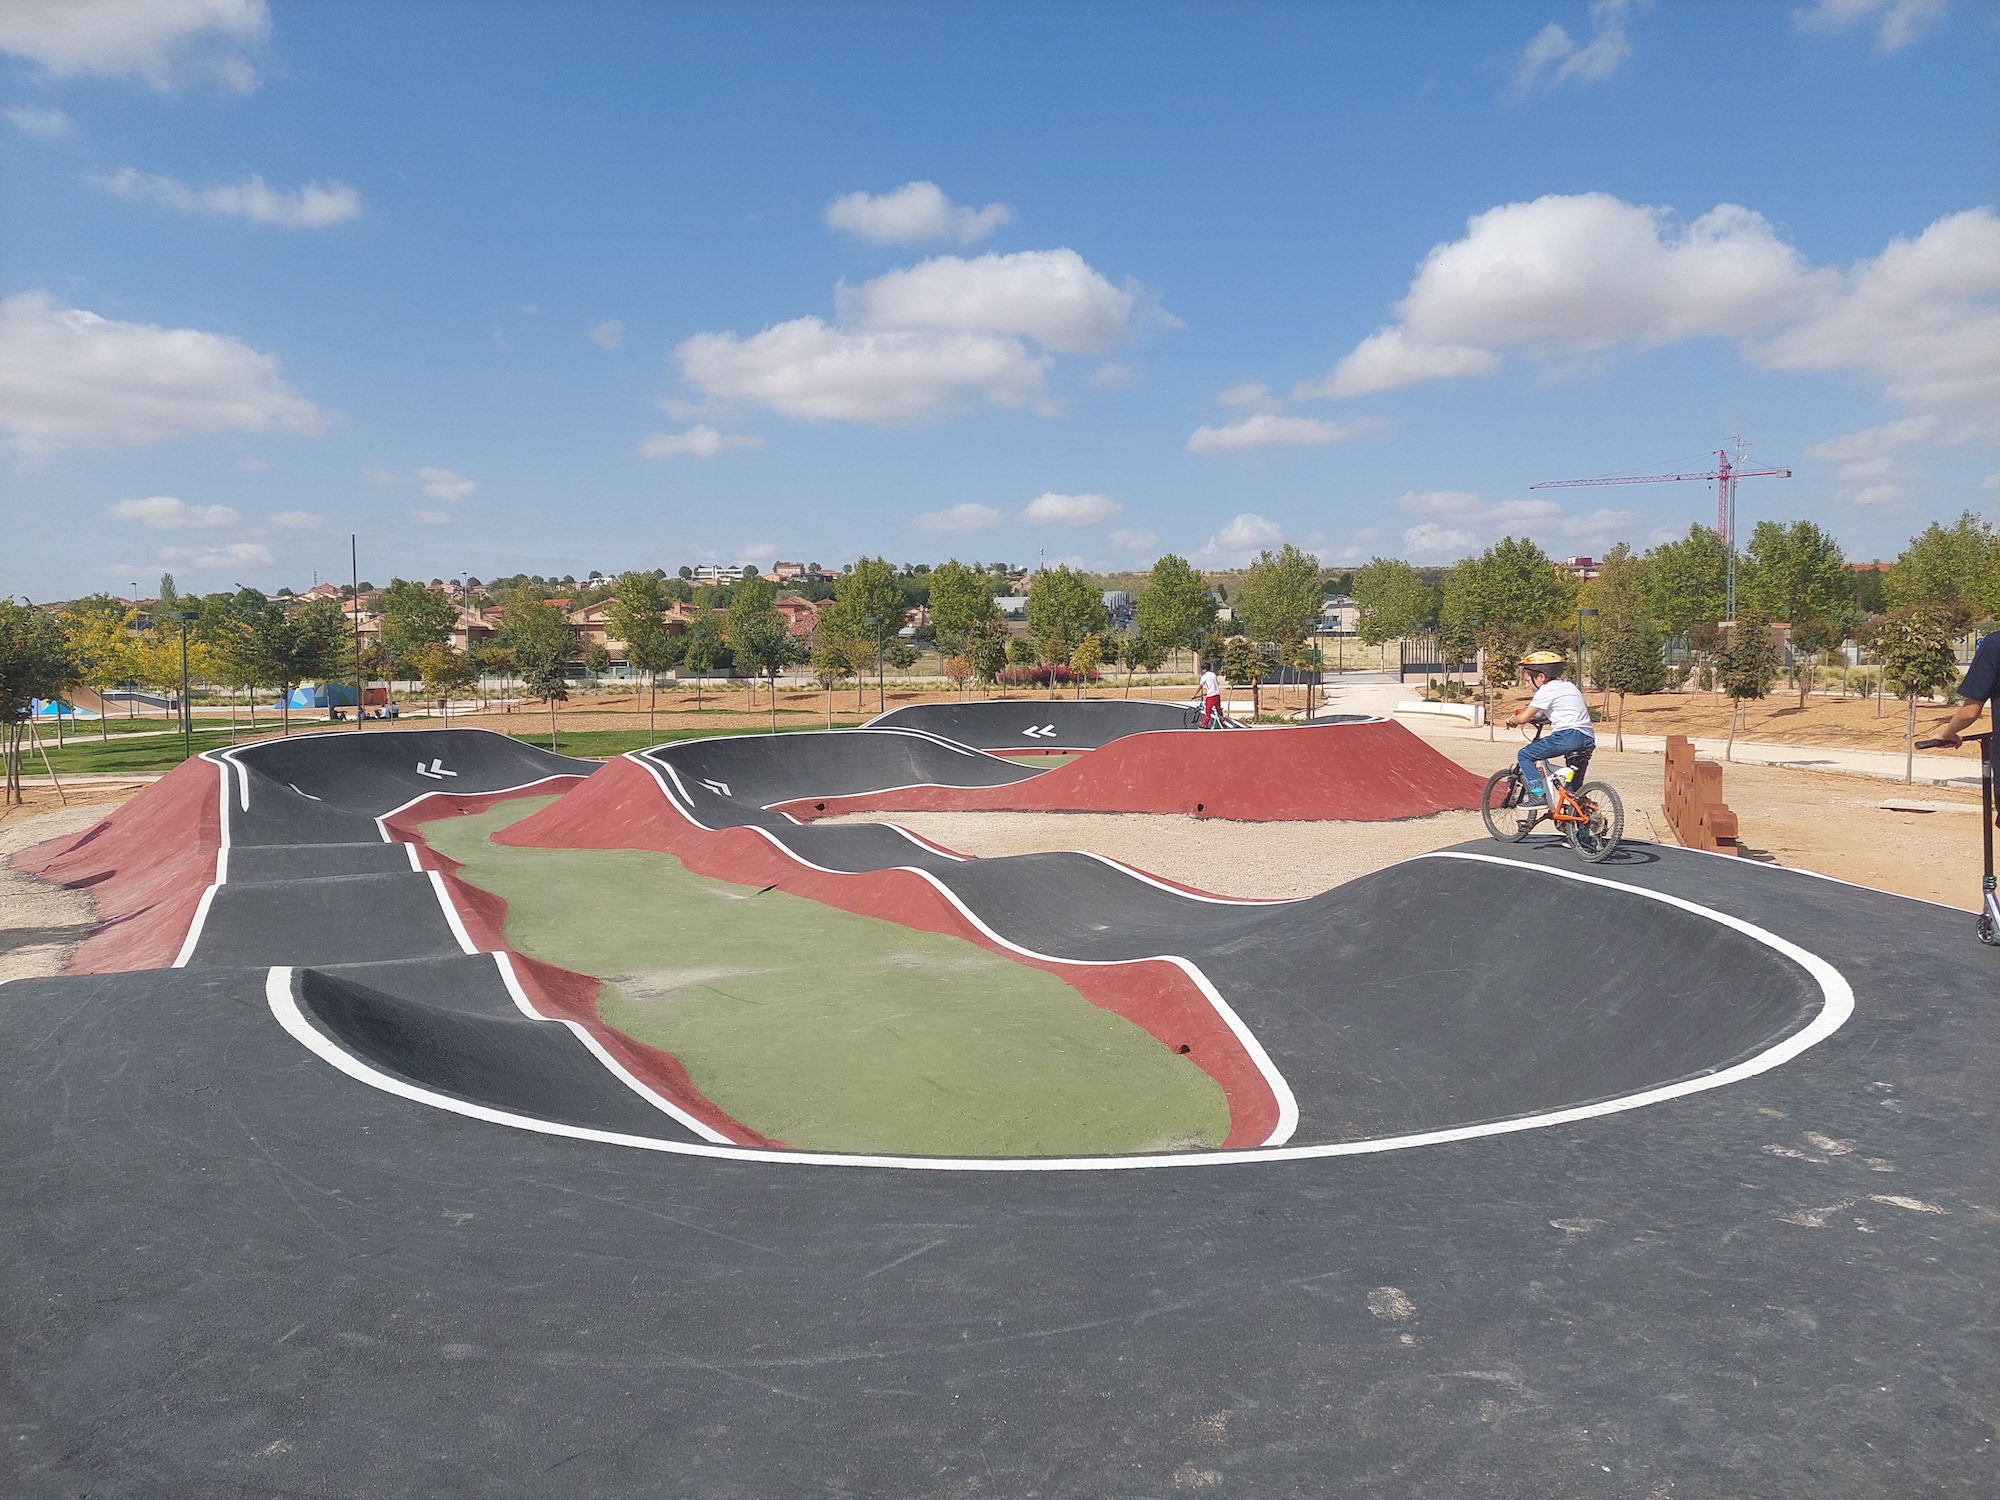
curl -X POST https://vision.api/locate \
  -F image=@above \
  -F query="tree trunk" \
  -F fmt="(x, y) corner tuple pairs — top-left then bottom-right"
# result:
(1904, 695), (1917, 784)
(1616, 692), (1626, 753)
(648, 671), (657, 736)
(769, 675), (778, 734)
(549, 694), (559, 751)
(281, 693), (291, 736)
(1724, 699), (1737, 762)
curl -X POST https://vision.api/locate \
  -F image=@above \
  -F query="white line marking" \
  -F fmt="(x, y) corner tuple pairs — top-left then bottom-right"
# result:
(273, 807), (1859, 1172)
(426, 869), (480, 955)
(171, 884), (220, 968)
(403, 843), (423, 872)
(490, 952), (733, 1143)
(372, 773), (582, 843)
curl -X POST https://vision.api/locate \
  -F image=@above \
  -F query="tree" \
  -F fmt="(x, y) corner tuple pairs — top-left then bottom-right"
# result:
(499, 595), (576, 745)
(0, 602), (72, 803)
(1740, 519), (1850, 628)
(1884, 511), (1999, 621)
(376, 579), (459, 698)
(823, 555), (905, 649)
(1717, 609), (1780, 760)
(1785, 616), (1843, 708)
(927, 559), (1001, 654)
(1069, 633), (1102, 700)
(1124, 633), (1167, 698)
(202, 586), (276, 733)
(57, 594), (136, 742)
(941, 653), (973, 699)
(1591, 619), (1670, 751)
(1005, 635), (1038, 667)
(726, 573), (781, 711)
(607, 571), (677, 735)
(1352, 557), (1436, 644)
(733, 610), (808, 733)
(1134, 554), (1216, 667)
(1238, 544), (1323, 675)
(683, 606), (729, 713)
(811, 643), (854, 725)
(964, 619), (1008, 696)
(1639, 524), (1729, 637)
(1221, 636), (1264, 714)
(1873, 605), (1962, 783)
(238, 596), (348, 735)
(415, 643), (479, 721)
(1025, 566), (1108, 659)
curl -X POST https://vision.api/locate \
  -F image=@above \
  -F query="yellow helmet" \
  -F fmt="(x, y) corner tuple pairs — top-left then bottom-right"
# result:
(1519, 650), (1566, 675)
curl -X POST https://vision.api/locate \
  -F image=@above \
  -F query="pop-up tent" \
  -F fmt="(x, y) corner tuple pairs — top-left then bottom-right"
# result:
(30, 698), (95, 719)
(280, 681), (360, 710)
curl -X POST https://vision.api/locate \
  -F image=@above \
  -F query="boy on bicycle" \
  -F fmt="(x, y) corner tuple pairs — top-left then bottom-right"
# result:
(1199, 663), (1222, 727)
(1504, 650), (1594, 802)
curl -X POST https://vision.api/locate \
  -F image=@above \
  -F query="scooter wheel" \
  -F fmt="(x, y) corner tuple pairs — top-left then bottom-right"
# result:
(1979, 912), (1999, 947)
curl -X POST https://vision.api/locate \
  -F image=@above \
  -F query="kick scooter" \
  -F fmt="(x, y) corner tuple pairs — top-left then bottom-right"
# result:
(1915, 731), (1997, 946)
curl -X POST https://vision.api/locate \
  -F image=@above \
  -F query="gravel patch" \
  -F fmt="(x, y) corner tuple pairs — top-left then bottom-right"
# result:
(1, 801), (121, 983)
(823, 807), (1489, 899)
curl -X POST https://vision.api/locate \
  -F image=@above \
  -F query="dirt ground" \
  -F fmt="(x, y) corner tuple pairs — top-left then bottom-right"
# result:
(0, 795), (129, 983)
(832, 732), (1990, 912)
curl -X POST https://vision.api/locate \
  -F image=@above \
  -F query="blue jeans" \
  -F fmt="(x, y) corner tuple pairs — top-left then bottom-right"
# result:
(1518, 728), (1595, 795)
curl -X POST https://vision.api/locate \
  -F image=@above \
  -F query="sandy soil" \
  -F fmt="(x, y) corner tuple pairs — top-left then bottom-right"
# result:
(1519, 686), (1984, 765)
(1, 793), (132, 983)
(829, 733), (1989, 912)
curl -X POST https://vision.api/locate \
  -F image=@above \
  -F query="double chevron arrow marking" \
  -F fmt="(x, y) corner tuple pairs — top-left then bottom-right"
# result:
(415, 758), (458, 780)
(1020, 724), (1058, 739)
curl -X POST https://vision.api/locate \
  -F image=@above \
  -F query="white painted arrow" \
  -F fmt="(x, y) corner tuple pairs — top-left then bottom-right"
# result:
(699, 778), (732, 796)
(416, 758), (458, 780)
(1020, 724), (1058, 739)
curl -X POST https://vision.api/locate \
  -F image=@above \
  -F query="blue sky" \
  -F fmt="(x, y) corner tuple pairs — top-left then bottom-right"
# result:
(2, 0), (1995, 600)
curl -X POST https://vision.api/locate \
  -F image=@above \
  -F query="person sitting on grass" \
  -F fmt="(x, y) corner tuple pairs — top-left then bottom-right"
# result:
(1504, 650), (1595, 802)
(1199, 662), (1222, 727)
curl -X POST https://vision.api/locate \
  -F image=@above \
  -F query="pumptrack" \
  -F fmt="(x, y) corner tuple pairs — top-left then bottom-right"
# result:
(4, 711), (1992, 1498)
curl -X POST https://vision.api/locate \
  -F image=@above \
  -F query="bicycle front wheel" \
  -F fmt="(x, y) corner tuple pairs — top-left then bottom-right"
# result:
(1481, 766), (1533, 842)
(1566, 782), (1624, 863)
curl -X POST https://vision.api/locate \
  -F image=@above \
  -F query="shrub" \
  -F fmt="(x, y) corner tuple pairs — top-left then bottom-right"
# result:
(993, 664), (1101, 689)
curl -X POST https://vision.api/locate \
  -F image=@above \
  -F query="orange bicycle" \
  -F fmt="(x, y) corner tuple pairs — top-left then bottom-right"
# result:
(1481, 720), (1624, 862)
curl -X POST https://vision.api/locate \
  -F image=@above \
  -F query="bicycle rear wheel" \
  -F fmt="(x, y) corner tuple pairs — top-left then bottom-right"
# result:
(1481, 766), (1534, 842)
(1566, 782), (1624, 863)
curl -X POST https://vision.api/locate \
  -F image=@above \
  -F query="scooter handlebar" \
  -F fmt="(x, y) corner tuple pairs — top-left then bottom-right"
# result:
(1916, 732), (1991, 748)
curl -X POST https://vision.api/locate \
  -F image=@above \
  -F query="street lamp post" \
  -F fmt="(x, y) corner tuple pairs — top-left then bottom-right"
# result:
(866, 616), (885, 714)
(174, 608), (198, 762)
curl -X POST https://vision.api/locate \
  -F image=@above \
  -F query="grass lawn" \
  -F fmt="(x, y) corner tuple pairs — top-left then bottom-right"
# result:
(417, 797), (1228, 1157)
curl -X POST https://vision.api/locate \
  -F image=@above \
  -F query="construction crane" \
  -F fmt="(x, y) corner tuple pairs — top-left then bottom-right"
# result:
(1530, 437), (1790, 621)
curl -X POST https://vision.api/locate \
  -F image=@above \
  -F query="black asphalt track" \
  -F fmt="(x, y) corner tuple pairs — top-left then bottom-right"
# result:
(866, 697), (1210, 749)
(4, 727), (1994, 1496)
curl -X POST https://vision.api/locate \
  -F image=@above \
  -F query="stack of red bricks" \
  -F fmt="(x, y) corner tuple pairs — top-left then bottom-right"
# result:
(1664, 734), (1740, 855)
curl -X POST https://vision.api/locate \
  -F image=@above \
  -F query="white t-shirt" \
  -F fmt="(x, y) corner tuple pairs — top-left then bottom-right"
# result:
(1529, 678), (1594, 736)
(1199, 670), (1220, 699)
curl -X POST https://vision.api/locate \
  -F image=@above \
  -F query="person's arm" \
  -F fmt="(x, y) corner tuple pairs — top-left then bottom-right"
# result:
(1929, 698), (1986, 747)
(1934, 633), (2000, 745)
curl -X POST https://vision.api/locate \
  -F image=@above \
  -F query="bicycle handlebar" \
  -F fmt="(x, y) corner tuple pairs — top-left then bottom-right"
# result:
(1916, 732), (1991, 748)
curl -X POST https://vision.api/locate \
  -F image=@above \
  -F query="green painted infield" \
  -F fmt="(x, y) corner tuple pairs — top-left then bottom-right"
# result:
(418, 798), (1227, 1157)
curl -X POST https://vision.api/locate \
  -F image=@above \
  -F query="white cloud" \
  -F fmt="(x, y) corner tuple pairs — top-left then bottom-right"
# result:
(270, 509), (325, 529)
(741, 541), (778, 563)
(1983, 472), (2000, 491)
(5, 104), (71, 137)
(409, 509), (450, 525)
(1793, 0), (1947, 53)
(1089, 361), (1142, 389)
(1806, 415), (1939, 506)
(1513, 1), (1638, 95)
(1299, 327), (1499, 400)
(0, 0), (270, 91)
(1194, 512), (1286, 566)
(159, 540), (274, 568)
(234, 454), (268, 472)
(588, 318), (624, 350)
(677, 318), (1047, 426)
(824, 181), (1015, 244)
(0, 292), (322, 454)
(1310, 195), (1999, 447)
(1108, 528), (1158, 551)
(1186, 413), (1380, 454)
(839, 249), (1138, 354)
(1750, 208), (2000, 441)
(417, 467), (476, 501)
(360, 465), (398, 486)
(1396, 490), (1564, 523)
(111, 495), (238, 529)
(1401, 523), (1479, 557)
(638, 425), (763, 458)
(1217, 381), (1279, 410)
(915, 502), (1003, 533)
(93, 168), (362, 228)
(1025, 491), (1122, 525)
